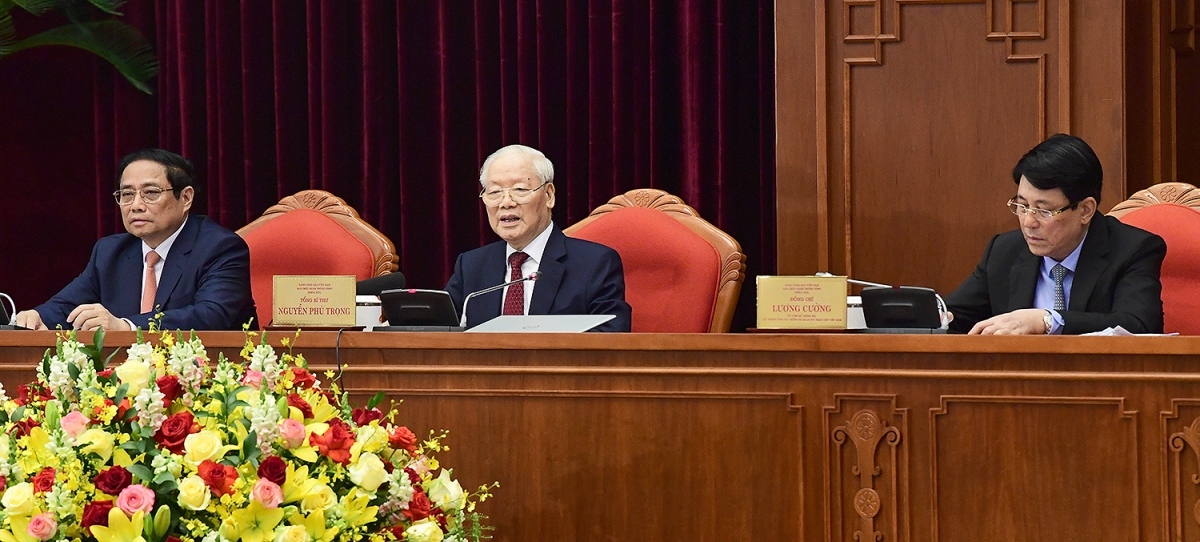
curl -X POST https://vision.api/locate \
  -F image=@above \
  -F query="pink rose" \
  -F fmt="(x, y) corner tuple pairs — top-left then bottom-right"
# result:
(251, 479), (283, 508)
(116, 484), (155, 515)
(61, 411), (89, 438)
(242, 370), (264, 388)
(279, 419), (306, 449)
(26, 513), (56, 541)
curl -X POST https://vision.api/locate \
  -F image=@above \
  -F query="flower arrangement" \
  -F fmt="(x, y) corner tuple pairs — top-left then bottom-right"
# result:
(0, 329), (495, 542)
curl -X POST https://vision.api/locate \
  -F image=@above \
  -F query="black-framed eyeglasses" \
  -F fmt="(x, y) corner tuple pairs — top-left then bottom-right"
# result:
(479, 181), (549, 206)
(1007, 198), (1074, 221)
(113, 186), (175, 206)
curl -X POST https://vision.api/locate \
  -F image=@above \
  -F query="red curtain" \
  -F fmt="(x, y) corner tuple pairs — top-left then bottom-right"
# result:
(0, 0), (775, 330)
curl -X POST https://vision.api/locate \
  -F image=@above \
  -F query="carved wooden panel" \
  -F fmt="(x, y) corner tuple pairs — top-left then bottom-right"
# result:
(1162, 401), (1200, 542)
(825, 394), (909, 542)
(930, 396), (1139, 542)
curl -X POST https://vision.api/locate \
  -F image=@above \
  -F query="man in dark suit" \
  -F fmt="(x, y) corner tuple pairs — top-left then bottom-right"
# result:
(445, 144), (632, 331)
(945, 134), (1165, 335)
(15, 149), (257, 331)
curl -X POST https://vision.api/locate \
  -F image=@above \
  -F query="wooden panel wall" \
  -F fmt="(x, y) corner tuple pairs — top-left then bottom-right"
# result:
(777, 1), (1132, 292)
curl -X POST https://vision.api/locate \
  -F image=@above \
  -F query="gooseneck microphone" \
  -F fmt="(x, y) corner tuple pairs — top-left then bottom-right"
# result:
(815, 271), (890, 289)
(459, 272), (541, 327)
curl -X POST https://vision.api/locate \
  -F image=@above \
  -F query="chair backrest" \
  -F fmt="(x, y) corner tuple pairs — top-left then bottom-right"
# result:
(236, 190), (399, 327)
(1108, 182), (1200, 335)
(564, 189), (746, 332)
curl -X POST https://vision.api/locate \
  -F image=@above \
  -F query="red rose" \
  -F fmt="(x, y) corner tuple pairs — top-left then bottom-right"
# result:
(389, 426), (418, 454)
(31, 467), (55, 493)
(157, 375), (183, 407)
(92, 466), (133, 496)
(287, 394), (314, 420)
(404, 467), (421, 486)
(308, 418), (355, 465)
(257, 456), (287, 486)
(12, 417), (40, 437)
(81, 500), (115, 534)
(198, 460), (239, 496)
(15, 384), (52, 406)
(0, 475), (7, 492)
(290, 368), (316, 389)
(97, 368), (114, 379)
(352, 407), (383, 426)
(403, 491), (432, 521)
(154, 412), (199, 454)
(389, 525), (406, 540)
(166, 537), (182, 542)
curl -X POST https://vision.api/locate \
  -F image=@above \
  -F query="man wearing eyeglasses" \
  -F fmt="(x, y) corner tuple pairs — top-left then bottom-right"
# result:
(944, 134), (1165, 335)
(444, 144), (632, 331)
(14, 149), (256, 331)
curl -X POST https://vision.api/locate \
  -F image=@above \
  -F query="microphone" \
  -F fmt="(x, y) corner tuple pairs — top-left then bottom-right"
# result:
(459, 272), (541, 327)
(815, 271), (890, 289)
(356, 273), (407, 296)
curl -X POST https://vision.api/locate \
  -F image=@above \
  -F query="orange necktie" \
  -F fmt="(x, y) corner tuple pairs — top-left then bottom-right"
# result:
(141, 251), (161, 313)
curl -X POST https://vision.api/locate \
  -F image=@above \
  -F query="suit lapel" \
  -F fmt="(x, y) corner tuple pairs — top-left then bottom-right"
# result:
(1067, 217), (1110, 311)
(154, 217), (201, 309)
(116, 241), (144, 316)
(529, 227), (565, 315)
(471, 242), (508, 324)
(1008, 250), (1040, 313)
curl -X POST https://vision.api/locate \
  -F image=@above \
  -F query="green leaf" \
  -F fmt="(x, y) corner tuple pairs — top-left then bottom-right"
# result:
(366, 391), (385, 410)
(240, 431), (258, 461)
(86, 0), (126, 17)
(112, 382), (129, 406)
(151, 470), (176, 485)
(92, 326), (106, 352)
(10, 0), (56, 16)
(67, 363), (80, 382)
(0, 5), (16, 57)
(126, 464), (153, 483)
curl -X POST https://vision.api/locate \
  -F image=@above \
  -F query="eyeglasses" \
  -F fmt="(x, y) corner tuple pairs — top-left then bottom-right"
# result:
(1007, 198), (1074, 221)
(113, 186), (174, 206)
(479, 181), (549, 206)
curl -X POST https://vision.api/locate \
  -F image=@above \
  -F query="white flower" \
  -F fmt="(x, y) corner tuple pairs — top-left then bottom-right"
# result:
(133, 386), (167, 432)
(248, 393), (281, 455)
(249, 344), (281, 388)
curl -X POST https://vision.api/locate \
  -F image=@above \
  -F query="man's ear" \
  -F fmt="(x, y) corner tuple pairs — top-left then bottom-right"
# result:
(1078, 196), (1097, 224)
(179, 186), (195, 212)
(545, 183), (555, 209)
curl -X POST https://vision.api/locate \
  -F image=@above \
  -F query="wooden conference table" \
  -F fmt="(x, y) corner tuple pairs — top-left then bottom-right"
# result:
(0, 330), (1198, 542)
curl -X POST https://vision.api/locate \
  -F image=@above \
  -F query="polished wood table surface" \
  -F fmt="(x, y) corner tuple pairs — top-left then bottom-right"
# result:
(2, 331), (1199, 542)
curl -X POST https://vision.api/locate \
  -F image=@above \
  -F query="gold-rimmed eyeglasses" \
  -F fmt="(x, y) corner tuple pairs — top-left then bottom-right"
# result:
(1007, 198), (1074, 221)
(479, 181), (549, 206)
(113, 186), (174, 206)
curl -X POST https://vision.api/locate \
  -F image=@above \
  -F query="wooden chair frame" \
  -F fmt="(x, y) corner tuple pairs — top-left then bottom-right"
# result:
(1107, 182), (1200, 218)
(236, 190), (399, 277)
(564, 188), (747, 333)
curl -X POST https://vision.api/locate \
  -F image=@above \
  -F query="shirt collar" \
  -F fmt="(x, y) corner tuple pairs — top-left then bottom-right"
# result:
(506, 222), (554, 265)
(1042, 229), (1088, 274)
(143, 215), (188, 261)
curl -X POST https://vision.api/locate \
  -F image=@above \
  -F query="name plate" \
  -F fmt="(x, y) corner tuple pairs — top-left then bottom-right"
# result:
(756, 275), (848, 329)
(272, 275), (356, 327)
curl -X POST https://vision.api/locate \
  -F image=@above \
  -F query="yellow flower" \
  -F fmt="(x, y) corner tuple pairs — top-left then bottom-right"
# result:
(0, 482), (34, 516)
(299, 483), (336, 512)
(183, 430), (233, 467)
(290, 510), (338, 542)
(346, 452), (386, 492)
(354, 425), (388, 455)
(114, 359), (152, 396)
(91, 508), (145, 542)
(426, 469), (466, 511)
(77, 429), (115, 463)
(218, 501), (283, 542)
(403, 519), (443, 542)
(337, 489), (377, 528)
(274, 526), (307, 542)
(176, 476), (211, 511)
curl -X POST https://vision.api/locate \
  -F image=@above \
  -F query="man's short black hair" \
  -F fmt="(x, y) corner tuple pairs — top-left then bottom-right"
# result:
(1011, 133), (1103, 205)
(116, 148), (196, 196)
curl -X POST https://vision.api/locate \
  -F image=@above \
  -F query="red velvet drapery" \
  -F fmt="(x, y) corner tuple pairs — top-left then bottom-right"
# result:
(0, 0), (774, 330)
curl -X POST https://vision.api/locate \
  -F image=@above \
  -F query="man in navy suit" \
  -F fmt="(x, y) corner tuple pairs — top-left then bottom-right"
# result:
(15, 149), (257, 331)
(944, 134), (1165, 334)
(445, 145), (632, 331)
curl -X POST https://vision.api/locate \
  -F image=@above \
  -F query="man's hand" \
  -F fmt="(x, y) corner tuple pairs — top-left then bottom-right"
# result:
(14, 310), (47, 330)
(968, 308), (1049, 335)
(67, 304), (132, 331)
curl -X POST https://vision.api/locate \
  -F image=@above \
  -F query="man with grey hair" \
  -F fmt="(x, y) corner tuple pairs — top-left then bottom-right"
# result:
(445, 144), (632, 331)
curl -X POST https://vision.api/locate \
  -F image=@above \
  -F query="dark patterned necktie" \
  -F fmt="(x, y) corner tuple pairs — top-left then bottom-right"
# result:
(502, 252), (529, 315)
(1051, 263), (1067, 311)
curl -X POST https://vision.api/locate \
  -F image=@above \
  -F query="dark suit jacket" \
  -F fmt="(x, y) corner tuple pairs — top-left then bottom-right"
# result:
(35, 215), (258, 330)
(445, 226), (632, 331)
(944, 215), (1165, 334)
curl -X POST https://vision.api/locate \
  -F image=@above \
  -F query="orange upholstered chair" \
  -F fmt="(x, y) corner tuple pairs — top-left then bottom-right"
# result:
(236, 190), (399, 327)
(1108, 182), (1200, 335)
(564, 189), (746, 332)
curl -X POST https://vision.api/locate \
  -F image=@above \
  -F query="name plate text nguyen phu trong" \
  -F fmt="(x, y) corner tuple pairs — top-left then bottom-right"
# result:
(271, 275), (356, 327)
(756, 275), (848, 329)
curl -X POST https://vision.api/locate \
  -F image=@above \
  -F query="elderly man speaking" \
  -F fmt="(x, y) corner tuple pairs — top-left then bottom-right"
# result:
(445, 144), (632, 331)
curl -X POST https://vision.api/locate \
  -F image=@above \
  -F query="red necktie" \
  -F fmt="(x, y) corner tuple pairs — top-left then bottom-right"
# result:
(502, 252), (529, 315)
(141, 250), (161, 313)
